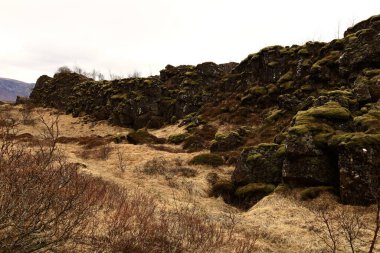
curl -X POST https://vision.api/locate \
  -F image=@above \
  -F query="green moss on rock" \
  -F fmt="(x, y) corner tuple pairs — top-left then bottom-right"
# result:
(246, 153), (263, 162)
(127, 129), (165, 145)
(189, 153), (224, 167)
(278, 70), (293, 83)
(235, 183), (275, 197)
(330, 132), (380, 147)
(300, 186), (335, 201)
(168, 133), (190, 145)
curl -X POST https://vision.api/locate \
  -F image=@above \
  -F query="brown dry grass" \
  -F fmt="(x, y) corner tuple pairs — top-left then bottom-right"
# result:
(0, 103), (378, 253)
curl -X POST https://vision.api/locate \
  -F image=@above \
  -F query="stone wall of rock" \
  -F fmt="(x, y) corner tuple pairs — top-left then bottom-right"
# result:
(30, 14), (380, 205)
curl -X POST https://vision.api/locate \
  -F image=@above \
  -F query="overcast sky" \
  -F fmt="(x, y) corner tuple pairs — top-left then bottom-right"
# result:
(0, 0), (379, 83)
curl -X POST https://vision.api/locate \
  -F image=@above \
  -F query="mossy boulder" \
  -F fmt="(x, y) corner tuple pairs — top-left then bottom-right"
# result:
(127, 129), (165, 145)
(210, 131), (245, 152)
(189, 153), (224, 167)
(333, 135), (380, 205)
(232, 143), (285, 186)
(281, 102), (350, 186)
(182, 135), (205, 152)
(168, 133), (189, 145)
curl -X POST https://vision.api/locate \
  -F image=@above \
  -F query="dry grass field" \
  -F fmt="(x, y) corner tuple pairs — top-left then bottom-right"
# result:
(0, 103), (378, 253)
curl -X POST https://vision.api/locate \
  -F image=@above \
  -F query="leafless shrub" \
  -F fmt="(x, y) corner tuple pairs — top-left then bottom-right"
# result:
(95, 144), (112, 160)
(140, 156), (167, 175)
(20, 103), (35, 125)
(94, 193), (258, 253)
(128, 70), (141, 78)
(0, 112), (108, 252)
(116, 147), (127, 173)
(109, 72), (125, 80)
(310, 200), (379, 253)
(56, 65), (72, 74)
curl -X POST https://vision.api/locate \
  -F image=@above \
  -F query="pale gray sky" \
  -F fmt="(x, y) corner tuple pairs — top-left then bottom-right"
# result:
(0, 0), (379, 83)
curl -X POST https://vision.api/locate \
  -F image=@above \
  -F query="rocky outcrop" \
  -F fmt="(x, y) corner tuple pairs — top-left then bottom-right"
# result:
(31, 62), (234, 129)
(30, 14), (380, 206)
(232, 143), (284, 186)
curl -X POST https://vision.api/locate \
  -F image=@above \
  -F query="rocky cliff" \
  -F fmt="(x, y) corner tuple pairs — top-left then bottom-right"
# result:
(30, 14), (380, 206)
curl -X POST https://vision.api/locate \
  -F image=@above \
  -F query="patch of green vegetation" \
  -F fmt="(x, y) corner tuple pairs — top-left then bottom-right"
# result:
(249, 53), (260, 60)
(304, 102), (351, 120)
(127, 129), (164, 145)
(235, 183), (276, 197)
(280, 81), (294, 90)
(143, 79), (153, 85)
(182, 79), (198, 85)
(311, 51), (341, 72)
(289, 122), (335, 136)
(301, 59), (312, 67)
(113, 134), (126, 144)
(313, 133), (334, 147)
(265, 108), (283, 122)
(240, 94), (253, 104)
(300, 84), (313, 91)
(278, 70), (293, 83)
(354, 112), (380, 130)
(276, 144), (286, 157)
(330, 132), (380, 147)
(300, 186), (335, 201)
(189, 153), (224, 167)
(355, 28), (374, 38)
(319, 89), (353, 96)
(249, 86), (267, 96)
(260, 45), (283, 53)
(110, 93), (128, 100)
(246, 153), (263, 162)
(267, 61), (279, 67)
(298, 48), (309, 55)
(161, 97), (177, 106)
(168, 133), (189, 145)
(267, 84), (278, 95)
(363, 69), (380, 77)
(184, 71), (196, 76)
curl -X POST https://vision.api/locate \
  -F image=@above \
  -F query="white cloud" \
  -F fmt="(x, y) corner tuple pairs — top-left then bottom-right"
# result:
(0, 0), (378, 82)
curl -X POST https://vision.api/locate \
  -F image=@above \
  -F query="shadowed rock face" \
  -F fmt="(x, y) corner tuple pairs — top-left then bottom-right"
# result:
(31, 14), (380, 205)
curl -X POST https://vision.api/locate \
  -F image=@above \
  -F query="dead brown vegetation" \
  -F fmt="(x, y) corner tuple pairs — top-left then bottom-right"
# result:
(0, 108), (258, 253)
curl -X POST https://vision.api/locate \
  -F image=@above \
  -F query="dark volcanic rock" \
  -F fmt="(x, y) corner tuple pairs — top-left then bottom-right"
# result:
(331, 133), (380, 205)
(282, 133), (337, 186)
(232, 143), (284, 186)
(210, 131), (245, 152)
(29, 14), (380, 206)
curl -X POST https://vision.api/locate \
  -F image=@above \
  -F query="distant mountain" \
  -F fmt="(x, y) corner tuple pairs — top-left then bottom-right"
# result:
(0, 77), (34, 102)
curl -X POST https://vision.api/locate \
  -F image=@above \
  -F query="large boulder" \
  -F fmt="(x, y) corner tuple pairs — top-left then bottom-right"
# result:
(210, 129), (246, 152)
(282, 101), (352, 186)
(340, 15), (380, 75)
(330, 133), (380, 205)
(232, 143), (285, 186)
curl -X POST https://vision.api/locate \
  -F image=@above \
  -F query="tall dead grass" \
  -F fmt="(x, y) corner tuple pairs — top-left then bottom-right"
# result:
(0, 110), (258, 252)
